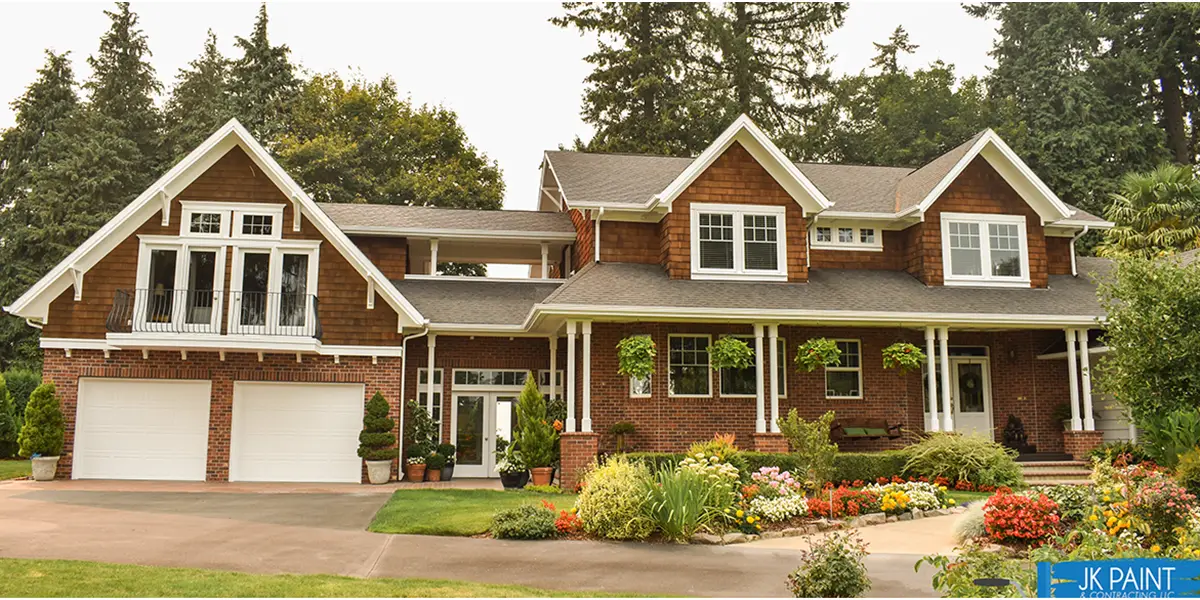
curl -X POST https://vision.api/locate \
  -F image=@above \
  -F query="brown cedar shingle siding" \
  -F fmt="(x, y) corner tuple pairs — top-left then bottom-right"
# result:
(809, 230), (908, 271)
(43, 146), (402, 346)
(660, 143), (808, 282)
(1046, 236), (1074, 276)
(569, 208), (594, 271)
(599, 220), (660, 264)
(351, 236), (407, 281)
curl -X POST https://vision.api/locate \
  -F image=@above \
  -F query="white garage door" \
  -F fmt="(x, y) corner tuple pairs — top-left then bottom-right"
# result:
(73, 378), (212, 481)
(230, 382), (365, 483)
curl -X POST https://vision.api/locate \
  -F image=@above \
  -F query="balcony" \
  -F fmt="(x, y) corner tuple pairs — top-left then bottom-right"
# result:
(106, 289), (322, 340)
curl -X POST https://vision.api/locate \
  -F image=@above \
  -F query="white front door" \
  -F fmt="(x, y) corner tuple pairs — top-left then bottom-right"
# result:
(451, 393), (518, 478)
(952, 358), (993, 437)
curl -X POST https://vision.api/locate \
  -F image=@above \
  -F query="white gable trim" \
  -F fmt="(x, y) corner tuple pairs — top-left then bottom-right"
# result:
(4, 118), (426, 328)
(900, 130), (1073, 223)
(654, 115), (832, 215)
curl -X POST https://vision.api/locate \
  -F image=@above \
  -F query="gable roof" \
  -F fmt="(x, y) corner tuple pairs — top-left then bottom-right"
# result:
(391, 278), (562, 329)
(318, 203), (575, 240)
(4, 119), (426, 328)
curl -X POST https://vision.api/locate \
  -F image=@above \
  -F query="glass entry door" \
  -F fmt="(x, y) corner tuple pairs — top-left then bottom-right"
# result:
(453, 393), (520, 478)
(951, 359), (992, 437)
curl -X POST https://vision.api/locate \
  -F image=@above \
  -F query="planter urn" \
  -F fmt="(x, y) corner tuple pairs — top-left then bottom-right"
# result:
(426, 468), (442, 482)
(442, 463), (455, 481)
(31, 456), (60, 481)
(530, 466), (553, 486)
(404, 463), (427, 482)
(366, 460), (392, 485)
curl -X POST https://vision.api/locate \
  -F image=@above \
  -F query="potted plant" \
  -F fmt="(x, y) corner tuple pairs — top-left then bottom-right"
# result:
(616, 334), (656, 380)
(610, 421), (636, 453)
(18, 382), (64, 481)
(405, 455), (426, 482)
(437, 443), (457, 481)
(403, 398), (438, 481)
(709, 336), (753, 370)
(358, 391), (397, 484)
(514, 374), (558, 486)
(425, 452), (447, 482)
(882, 342), (925, 374)
(496, 443), (528, 489)
(795, 338), (841, 372)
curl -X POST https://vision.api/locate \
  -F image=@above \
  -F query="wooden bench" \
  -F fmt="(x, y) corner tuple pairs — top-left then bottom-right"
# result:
(831, 419), (903, 441)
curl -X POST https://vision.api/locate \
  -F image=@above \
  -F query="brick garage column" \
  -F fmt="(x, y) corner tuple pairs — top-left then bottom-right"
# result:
(1063, 430), (1104, 460)
(751, 432), (788, 453)
(560, 431), (599, 491)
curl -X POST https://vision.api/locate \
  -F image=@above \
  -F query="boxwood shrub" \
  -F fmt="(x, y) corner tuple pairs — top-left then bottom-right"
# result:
(622, 450), (910, 484)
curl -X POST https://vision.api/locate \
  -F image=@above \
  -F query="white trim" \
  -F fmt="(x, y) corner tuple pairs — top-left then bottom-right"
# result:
(403, 274), (559, 284)
(690, 203), (788, 280)
(1055, 219), (1115, 229)
(810, 222), (884, 252)
(3, 118), (425, 328)
(318, 345), (403, 357)
(667, 334), (713, 398)
(134, 240), (228, 334)
(940, 212), (1031, 287)
(231, 205), (285, 240)
(541, 153), (569, 209)
(1036, 345), (1110, 360)
(40, 338), (115, 351)
(825, 339), (863, 400)
(338, 225), (577, 242)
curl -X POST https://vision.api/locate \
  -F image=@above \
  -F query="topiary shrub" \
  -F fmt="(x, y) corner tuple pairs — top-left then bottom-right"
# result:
(491, 502), (558, 539)
(777, 409), (838, 486)
(514, 374), (557, 468)
(0, 375), (17, 459)
(903, 433), (1023, 488)
(18, 383), (64, 458)
(576, 455), (653, 540)
(786, 529), (871, 597)
(358, 392), (397, 461)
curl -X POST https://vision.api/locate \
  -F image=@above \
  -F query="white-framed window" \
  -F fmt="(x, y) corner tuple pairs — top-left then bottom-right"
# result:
(133, 240), (227, 334)
(179, 201), (283, 240)
(826, 339), (862, 399)
(418, 368), (444, 443)
(228, 242), (320, 336)
(690, 203), (787, 280)
(940, 212), (1029, 287)
(719, 335), (757, 397)
(809, 222), (883, 251)
(624, 334), (653, 398)
(233, 206), (284, 240)
(776, 338), (787, 398)
(668, 334), (711, 397)
(452, 369), (529, 388)
(538, 369), (565, 401)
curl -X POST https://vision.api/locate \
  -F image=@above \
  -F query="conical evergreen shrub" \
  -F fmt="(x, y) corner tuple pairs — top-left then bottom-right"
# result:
(18, 382), (64, 458)
(358, 391), (397, 461)
(514, 374), (557, 468)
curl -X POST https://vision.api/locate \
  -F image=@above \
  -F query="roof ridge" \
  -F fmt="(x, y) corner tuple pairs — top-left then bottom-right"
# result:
(316, 202), (562, 217)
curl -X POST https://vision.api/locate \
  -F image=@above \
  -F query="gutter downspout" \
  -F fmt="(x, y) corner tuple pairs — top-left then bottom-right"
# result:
(1070, 225), (1090, 277)
(593, 207), (605, 264)
(397, 325), (430, 464)
(25, 318), (43, 330)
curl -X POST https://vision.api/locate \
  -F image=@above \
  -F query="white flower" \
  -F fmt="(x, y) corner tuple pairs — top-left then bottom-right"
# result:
(749, 495), (809, 522)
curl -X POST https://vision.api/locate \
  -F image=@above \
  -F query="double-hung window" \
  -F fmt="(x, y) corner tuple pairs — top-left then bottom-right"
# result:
(825, 340), (862, 399)
(717, 337), (787, 397)
(418, 368), (444, 443)
(691, 203), (787, 280)
(940, 212), (1029, 286)
(668, 335), (711, 397)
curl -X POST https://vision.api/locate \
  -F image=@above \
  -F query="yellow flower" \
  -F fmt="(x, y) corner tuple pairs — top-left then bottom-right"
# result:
(948, 499), (956, 505)
(939, 486), (947, 491)
(1151, 545), (1161, 553)
(1103, 510), (1114, 518)
(756, 524), (762, 530)
(1103, 496), (1111, 502)
(725, 508), (731, 513)
(736, 510), (744, 518)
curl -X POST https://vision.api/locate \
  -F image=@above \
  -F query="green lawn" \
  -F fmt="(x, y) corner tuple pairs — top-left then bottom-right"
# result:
(368, 489), (577, 536)
(0, 559), (616, 598)
(947, 490), (994, 505)
(0, 459), (30, 480)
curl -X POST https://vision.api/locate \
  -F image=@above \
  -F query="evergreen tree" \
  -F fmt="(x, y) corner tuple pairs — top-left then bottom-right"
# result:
(358, 391), (398, 461)
(0, 375), (17, 459)
(163, 30), (234, 161)
(230, 3), (300, 142)
(17, 382), (64, 458)
(552, 2), (713, 156)
(513, 375), (557, 469)
(870, 25), (918, 75)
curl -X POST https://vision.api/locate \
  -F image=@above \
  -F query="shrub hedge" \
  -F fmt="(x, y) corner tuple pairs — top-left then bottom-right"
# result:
(623, 450), (910, 483)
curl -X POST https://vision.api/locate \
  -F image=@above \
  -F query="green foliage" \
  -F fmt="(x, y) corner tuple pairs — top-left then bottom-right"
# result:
(85, 2), (163, 171)
(1140, 409), (1200, 468)
(642, 466), (735, 542)
(0, 375), (17, 459)
(776, 409), (839, 486)
(576, 455), (653, 540)
(628, 451), (910, 485)
(952, 503), (987, 544)
(425, 453), (447, 470)
(881, 342), (925, 374)
(794, 338), (841, 372)
(3, 369), (40, 420)
(916, 545), (1035, 598)
(522, 484), (563, 495)
(1036, 485), (1093, 523)
(489, 503), (558, 540)
(687, 433), (739, 463)
(436, 443), (456, 465)
(17, 383), (63, 458)
(708, 336), (753, 370)
(1088, 440), (1150, 465)
(163, 30), (234, 161)
(403, 398), (438, 459)
(357, 392), (396, 461)
(229, 4), (300, 142)
(903, 434), (1023, 488)
(615, 335), (656, 379)
(609, 421), (636, 435)
(831, 451), (911, 483)
(514, 375), (557, 468)
(1175, 448), (1200, 494)
(786, 530), (871, 598)
(1098, 164), (1200, 258)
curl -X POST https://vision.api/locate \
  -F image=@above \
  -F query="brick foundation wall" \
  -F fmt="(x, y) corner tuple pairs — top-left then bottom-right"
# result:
(560, 432), (599, 491)
(1063, 430), (1105, 461)
(43, 349), (403, 482)
(751, 432), (788, 453)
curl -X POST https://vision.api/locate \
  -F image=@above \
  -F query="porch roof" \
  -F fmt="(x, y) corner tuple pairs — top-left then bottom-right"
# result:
(391, 278), (562, 327)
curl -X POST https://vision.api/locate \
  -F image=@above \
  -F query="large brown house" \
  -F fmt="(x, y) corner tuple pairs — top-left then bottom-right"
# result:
(4, 117), (1120, 488)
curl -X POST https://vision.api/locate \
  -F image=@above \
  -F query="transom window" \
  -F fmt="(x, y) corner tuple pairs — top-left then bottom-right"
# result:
(453, 369), (529, 388)
(189, 212), (222, 235)
(826, 340), (862, 399)
(179, 202), (283, 240)
(690, 203), (787, 280)
(668, 335), (711, 397)
(810, 223), (882, 251)
(241, 213), (274, 237)
(941, 212), (1029, 286)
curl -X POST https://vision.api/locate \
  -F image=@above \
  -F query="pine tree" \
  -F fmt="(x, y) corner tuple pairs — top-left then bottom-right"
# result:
(163, 30), (234, 161)
(230, 3), (300, 142)
(870, 25), (919, 75)
(0, 375), (17, 458)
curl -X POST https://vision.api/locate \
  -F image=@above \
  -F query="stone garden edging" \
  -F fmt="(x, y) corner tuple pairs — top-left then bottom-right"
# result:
(690, 506), (969, 545)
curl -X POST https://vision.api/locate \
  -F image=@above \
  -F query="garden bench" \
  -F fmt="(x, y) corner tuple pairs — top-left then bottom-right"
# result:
(831, 419), (903, 441)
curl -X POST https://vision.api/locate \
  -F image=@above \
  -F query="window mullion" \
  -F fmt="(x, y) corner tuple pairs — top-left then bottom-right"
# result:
(980, 226), (993, 281)
(733, 212), (746, 274)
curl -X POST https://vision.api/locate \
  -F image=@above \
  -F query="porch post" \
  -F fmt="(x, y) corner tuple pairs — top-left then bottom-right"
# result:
(581, 321), (593, 433)
(938, 326), (954, 431)
(754, 324), (766, 434)
(1078, 328), (1095, 431)
(540, 243), (549, 280)
(925, 326), (940, 432)
(565, 321), (577, 432)
(549, 334), (558, 401)
(426, 333), (437, 415)
(430, 239), (439, 275)
(1065, 328), (1082, 431)
(768, 324), (781, 432)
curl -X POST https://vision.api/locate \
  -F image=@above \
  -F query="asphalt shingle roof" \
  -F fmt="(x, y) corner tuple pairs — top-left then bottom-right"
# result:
(317, 203), (575, 235)
(391, 278), (562, 326)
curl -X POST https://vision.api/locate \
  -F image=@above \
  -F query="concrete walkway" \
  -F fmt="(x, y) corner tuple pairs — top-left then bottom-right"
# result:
(0, 480), (937, 597)
(742, 513), (960, 556)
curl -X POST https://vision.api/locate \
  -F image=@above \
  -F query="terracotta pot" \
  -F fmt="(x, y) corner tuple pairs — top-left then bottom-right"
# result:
(405, 463), (427, 482)
(426, 468), (442, 482)
(530, 466), (553, 486)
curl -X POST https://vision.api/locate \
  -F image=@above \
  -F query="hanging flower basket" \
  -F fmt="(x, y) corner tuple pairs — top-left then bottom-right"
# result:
(709, 336), (754, 370)
(794, 338), (841, 372)
(616, 335), (656, 379)
(882, 342), (926, 374)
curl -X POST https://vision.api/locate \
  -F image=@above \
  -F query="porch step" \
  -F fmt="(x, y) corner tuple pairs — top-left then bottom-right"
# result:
(1029, 479), (1093, 487)
(1016, 452), (1073, 463)
(1021, 460), (1092, 486)
(1020, 461), (1089, 473)
(1023, 470), (1092, 479)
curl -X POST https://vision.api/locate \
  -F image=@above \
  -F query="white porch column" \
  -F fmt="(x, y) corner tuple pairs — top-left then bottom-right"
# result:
(925, 326), (940, 432)
(429, 239), (439, 275)
(768, 324), (781, 432)
(540, 243), (549, 280)
(1078, 328), (1095, 431)
(754, 324), (766, 433)
(565, 321), (577, 432)
(1065, 328), (1082, 431)
(938, 326), (954, 431)
(581, 321), (593, 433)
(426, 333), (437, 414)
(549, 334), (558, 401)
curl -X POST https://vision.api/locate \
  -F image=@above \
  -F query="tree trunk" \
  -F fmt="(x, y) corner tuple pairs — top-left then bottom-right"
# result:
(733, 3), (751, 116)
(1160, 64), (1190, 164)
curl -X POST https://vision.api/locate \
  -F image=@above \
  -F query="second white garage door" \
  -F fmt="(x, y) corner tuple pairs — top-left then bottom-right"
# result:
(229, 382), (365, 483)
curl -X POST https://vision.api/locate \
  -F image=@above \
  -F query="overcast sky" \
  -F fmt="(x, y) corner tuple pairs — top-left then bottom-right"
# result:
(0, 2), (999, 276)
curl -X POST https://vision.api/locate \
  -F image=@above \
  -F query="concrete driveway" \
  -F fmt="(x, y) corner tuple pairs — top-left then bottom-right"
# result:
(0, 480), (937, 597)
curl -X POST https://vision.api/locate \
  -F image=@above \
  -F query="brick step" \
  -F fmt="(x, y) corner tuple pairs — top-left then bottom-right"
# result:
(1029, 479), (1093, 487)
(1020, 461), (1089, 469)
(1023, 470), (1092, 479)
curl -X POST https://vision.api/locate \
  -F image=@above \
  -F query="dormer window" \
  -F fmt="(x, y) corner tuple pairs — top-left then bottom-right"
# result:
(941, 212), (1029, 287)
(690, 203), (786, 281)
